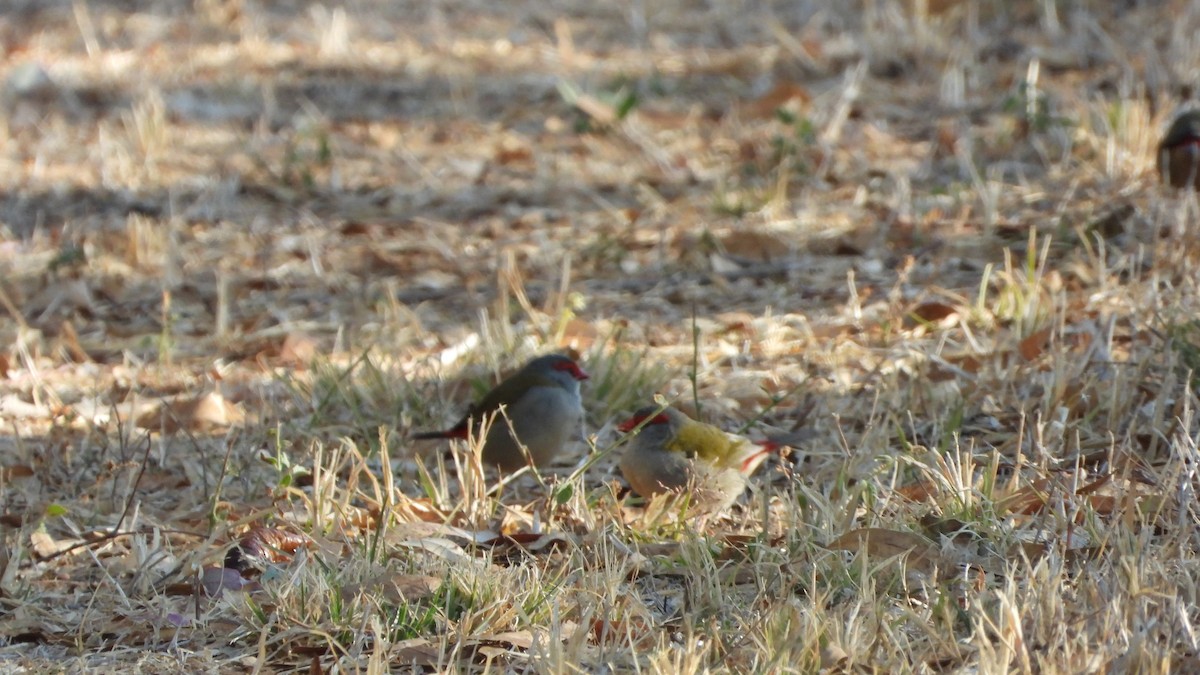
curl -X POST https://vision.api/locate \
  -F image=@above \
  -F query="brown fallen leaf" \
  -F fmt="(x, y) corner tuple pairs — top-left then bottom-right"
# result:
(278, 332), (318, 367)
(225, 525), (312, 572)
(1018, 327), (1053, 361)
(558, 318), (598, 350)
(390, 494), (450, 524)
(820, 643), (850, 671)
(719, 230), (792, 263)
(896, 480), (940, 502)
(999, 479), (1053, 516)
(341, 573), (442, 605)
(137, 390), (244, 432)
(591, 616), (655, 649)
(999, 474), (1123, 518)
(493, 136), (533, 166)
(337, 221), (376, 237)
(808, 323), (856, 340)
(1007, 541), (1048, 562)
(909, 301), (959, 325)
(467, 621), (583, 659)
(916, 0), (968, 16)
(944, 353), (983, 374)
(390, 639), (443, 667)
(0, 465), (34, 482)
(385, 520), (495, 547)
(744, 81), (811, 120)
(472, 630), (535, 659)
(826, 528), (941, 570)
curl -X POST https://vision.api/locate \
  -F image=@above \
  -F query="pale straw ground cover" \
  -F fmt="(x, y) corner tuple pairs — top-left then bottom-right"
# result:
(1, 1), (1200, 672)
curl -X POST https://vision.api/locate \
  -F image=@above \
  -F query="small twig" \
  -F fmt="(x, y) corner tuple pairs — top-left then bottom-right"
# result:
(113, 434), (154, 535)
(690, 304), (701, 419)
(37, 524), (209, 564)
(208, 428), (239, 537)
(0, 279), (29, 331)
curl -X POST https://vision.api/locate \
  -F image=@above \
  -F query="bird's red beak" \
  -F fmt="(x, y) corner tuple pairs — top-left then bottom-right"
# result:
(554, 360), (589, 381)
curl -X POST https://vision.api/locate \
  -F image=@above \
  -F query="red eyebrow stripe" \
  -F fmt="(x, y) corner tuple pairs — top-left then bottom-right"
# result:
(552, 360), (590, 379)
(617, 413), (666, 433)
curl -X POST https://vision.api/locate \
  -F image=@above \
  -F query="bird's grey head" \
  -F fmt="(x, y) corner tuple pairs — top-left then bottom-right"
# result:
(525, 354), (589, 391)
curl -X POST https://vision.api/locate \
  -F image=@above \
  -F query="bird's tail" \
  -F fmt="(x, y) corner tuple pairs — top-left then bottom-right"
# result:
(410, 430), (450, 440)
(410, 423), (470, 440)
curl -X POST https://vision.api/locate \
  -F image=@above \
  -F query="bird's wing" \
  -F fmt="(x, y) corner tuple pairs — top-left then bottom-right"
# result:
(668, 422), (740, 467)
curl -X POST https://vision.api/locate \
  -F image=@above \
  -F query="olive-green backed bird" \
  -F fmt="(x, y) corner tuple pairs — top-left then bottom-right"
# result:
(617, 405), (781, 512)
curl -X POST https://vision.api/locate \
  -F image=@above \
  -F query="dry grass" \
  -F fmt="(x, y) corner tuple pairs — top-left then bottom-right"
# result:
(2, 0), (1200, 672)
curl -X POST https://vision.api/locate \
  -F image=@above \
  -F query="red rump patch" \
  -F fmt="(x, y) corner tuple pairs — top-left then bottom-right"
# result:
(740, 439), (782, 472)
(442, 424), (470, 438)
